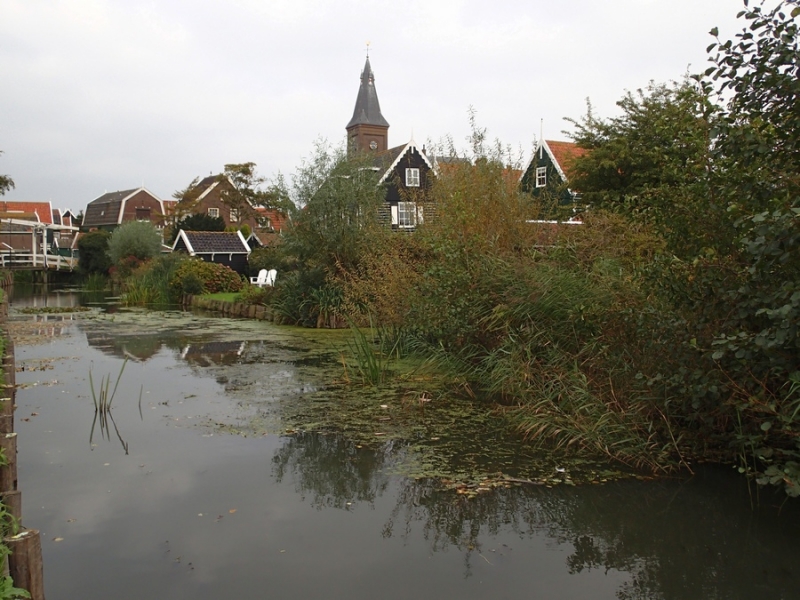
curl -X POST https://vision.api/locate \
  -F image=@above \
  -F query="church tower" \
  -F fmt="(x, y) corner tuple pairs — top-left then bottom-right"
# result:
(346, 56), (389, 154)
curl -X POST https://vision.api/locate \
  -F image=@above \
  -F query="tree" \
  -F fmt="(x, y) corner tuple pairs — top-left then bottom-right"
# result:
(284, 141), (386, 273)
(77, 230), (112, 275)
(272, 141), (389, 325)
(698, 0), (800, 495)
(566, 80), (720, 259)
(167, 213), (225, 245)
(0, 151), (14, 196)
(219, 162), (292, 228)
(108, 220), (163, 265)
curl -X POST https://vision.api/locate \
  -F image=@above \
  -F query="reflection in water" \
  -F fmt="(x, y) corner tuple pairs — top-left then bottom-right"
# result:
(9, 297), (800, 600)
(272, 430), (800, 599)
(181, 341), (246, 367)
(272, 432), (392, 510)
(87, 359), (138, 454)
(88, 405), (128, 454)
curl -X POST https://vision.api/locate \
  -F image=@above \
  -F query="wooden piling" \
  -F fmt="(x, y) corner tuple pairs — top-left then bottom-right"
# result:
(0, 433), (17, 492)
(0, 490), (21, 525)
(7, 530), (45, 600)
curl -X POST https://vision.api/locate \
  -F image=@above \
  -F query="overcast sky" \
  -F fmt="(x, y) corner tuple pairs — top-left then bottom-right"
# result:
(1, 0), (747, 213)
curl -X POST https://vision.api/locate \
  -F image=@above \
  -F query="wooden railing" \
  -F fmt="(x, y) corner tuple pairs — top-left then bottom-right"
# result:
(0, 251), (77, 271)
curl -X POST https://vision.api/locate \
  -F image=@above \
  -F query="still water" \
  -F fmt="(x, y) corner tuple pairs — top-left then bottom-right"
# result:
(7, 287), (800, 599)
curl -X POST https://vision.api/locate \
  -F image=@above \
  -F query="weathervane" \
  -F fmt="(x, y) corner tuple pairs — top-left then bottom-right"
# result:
(366, 40), (371, 57)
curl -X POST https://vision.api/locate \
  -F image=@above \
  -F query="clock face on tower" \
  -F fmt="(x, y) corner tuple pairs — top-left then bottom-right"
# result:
(369, 140), (378, 150)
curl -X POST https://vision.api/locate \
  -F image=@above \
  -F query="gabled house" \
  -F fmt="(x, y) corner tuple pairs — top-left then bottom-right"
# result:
(373, 139), (435, 229)
(346, 56), (435, 231)
(81, 187), (166, 232)
(171, 176), (287, 245)
(171, 230), (251, 275)
(176, 176), (257, 229)
(519, 139), (587, 205)
(0, 201), (80, 257)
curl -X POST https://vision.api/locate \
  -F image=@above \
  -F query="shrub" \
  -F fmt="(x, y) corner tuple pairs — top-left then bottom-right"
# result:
(168, 259), (243, 300)
(122, 253), (187, 306)
(236, 283), (273, 305)
(77, 230), (112, 275)
(108, 221), (163, 265)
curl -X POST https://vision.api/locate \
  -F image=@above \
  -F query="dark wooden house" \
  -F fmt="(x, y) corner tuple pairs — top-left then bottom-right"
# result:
(373, 140), (435, 230)
(346, 56), (435, 231)
(171, 230), (251, 275)
(519, 139), (587, 205)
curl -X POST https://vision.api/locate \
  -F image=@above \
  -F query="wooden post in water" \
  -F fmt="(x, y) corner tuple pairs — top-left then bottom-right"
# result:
(7, 530), (45, 600)
(0, 397), (13, 435)
(0, 490), (22, 525)
(0, 282), (47, 599)
(0, 433), (17, 493)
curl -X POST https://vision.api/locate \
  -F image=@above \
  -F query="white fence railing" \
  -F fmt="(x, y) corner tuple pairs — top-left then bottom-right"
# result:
(0, 251), (77, 271)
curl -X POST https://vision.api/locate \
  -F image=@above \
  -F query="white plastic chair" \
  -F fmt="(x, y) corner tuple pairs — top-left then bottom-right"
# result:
(266, 269), (277, 287)
(250, 269), (268, 287)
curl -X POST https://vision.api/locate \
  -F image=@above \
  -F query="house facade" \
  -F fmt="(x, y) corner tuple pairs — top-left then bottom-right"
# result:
(519, 139), (587, 206)
(172, 176), (286, 246)
(81, 187), (166, 232)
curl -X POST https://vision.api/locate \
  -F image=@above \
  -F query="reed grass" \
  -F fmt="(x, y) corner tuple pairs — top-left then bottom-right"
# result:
(344, 317), (403, 385)
(89, 358), (130, 454)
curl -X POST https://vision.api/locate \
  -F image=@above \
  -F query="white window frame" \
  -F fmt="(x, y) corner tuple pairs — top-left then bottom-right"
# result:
(207, 207), (219, 218)
(397, 201), (417, 229)
(405, 168), (420, 187)
(535, 166), (547, 188)
(230, 209), (240, 223)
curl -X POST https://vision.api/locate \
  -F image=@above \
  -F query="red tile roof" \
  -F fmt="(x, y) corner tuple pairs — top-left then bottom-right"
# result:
(255, 207), (288, 232)
(0, 201), (54, 224)
(546, 140), (588, 178)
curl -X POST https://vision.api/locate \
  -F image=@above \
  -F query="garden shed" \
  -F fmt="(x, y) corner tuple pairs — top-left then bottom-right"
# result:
(172, 230), (251, 275)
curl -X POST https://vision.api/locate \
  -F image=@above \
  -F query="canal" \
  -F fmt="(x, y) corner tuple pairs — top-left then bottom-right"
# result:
(6, 286), (800, 599)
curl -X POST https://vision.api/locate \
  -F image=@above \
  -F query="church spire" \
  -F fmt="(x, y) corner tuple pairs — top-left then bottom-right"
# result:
(346, 55), (389, 153)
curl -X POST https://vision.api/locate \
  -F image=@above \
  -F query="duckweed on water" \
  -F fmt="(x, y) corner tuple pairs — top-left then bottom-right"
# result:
(14, 307), (635, 489)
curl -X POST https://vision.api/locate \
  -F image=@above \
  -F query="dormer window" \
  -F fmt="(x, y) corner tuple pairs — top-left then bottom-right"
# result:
(535, 167), (547, 188)
(405, 168), (420, 187)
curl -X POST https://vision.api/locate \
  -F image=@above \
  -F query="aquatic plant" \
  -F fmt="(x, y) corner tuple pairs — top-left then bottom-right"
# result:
(83, 272), (108, 291)
(121, 253), (186, 306)
(89, 359), (130, 454)
(343, 319), (402, 386)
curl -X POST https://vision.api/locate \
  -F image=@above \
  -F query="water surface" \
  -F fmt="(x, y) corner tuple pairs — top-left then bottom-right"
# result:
(8, 287), (800, 599)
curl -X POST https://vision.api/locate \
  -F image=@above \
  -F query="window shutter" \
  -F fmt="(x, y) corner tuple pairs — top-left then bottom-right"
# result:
(391, 205), (398, 225)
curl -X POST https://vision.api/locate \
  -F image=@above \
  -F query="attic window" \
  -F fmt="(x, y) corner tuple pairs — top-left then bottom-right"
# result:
(135, 207), (151, 221)
(230, 209), (240, 222)
(208, 208), (219, 218)
(405, 168), (420, 187)
(535, 167), (547, 188)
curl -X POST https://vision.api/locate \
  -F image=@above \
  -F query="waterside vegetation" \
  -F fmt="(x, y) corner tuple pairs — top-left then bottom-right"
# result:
(85, 1), (799, 497)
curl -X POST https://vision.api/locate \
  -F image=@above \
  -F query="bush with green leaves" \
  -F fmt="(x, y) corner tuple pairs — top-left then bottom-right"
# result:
(168, 258), (244, 299)
(108, 220), (163, 265)
(77, 230), (112, 275)
(122, 253), (187, 306)
(272, 140), (390, 325)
